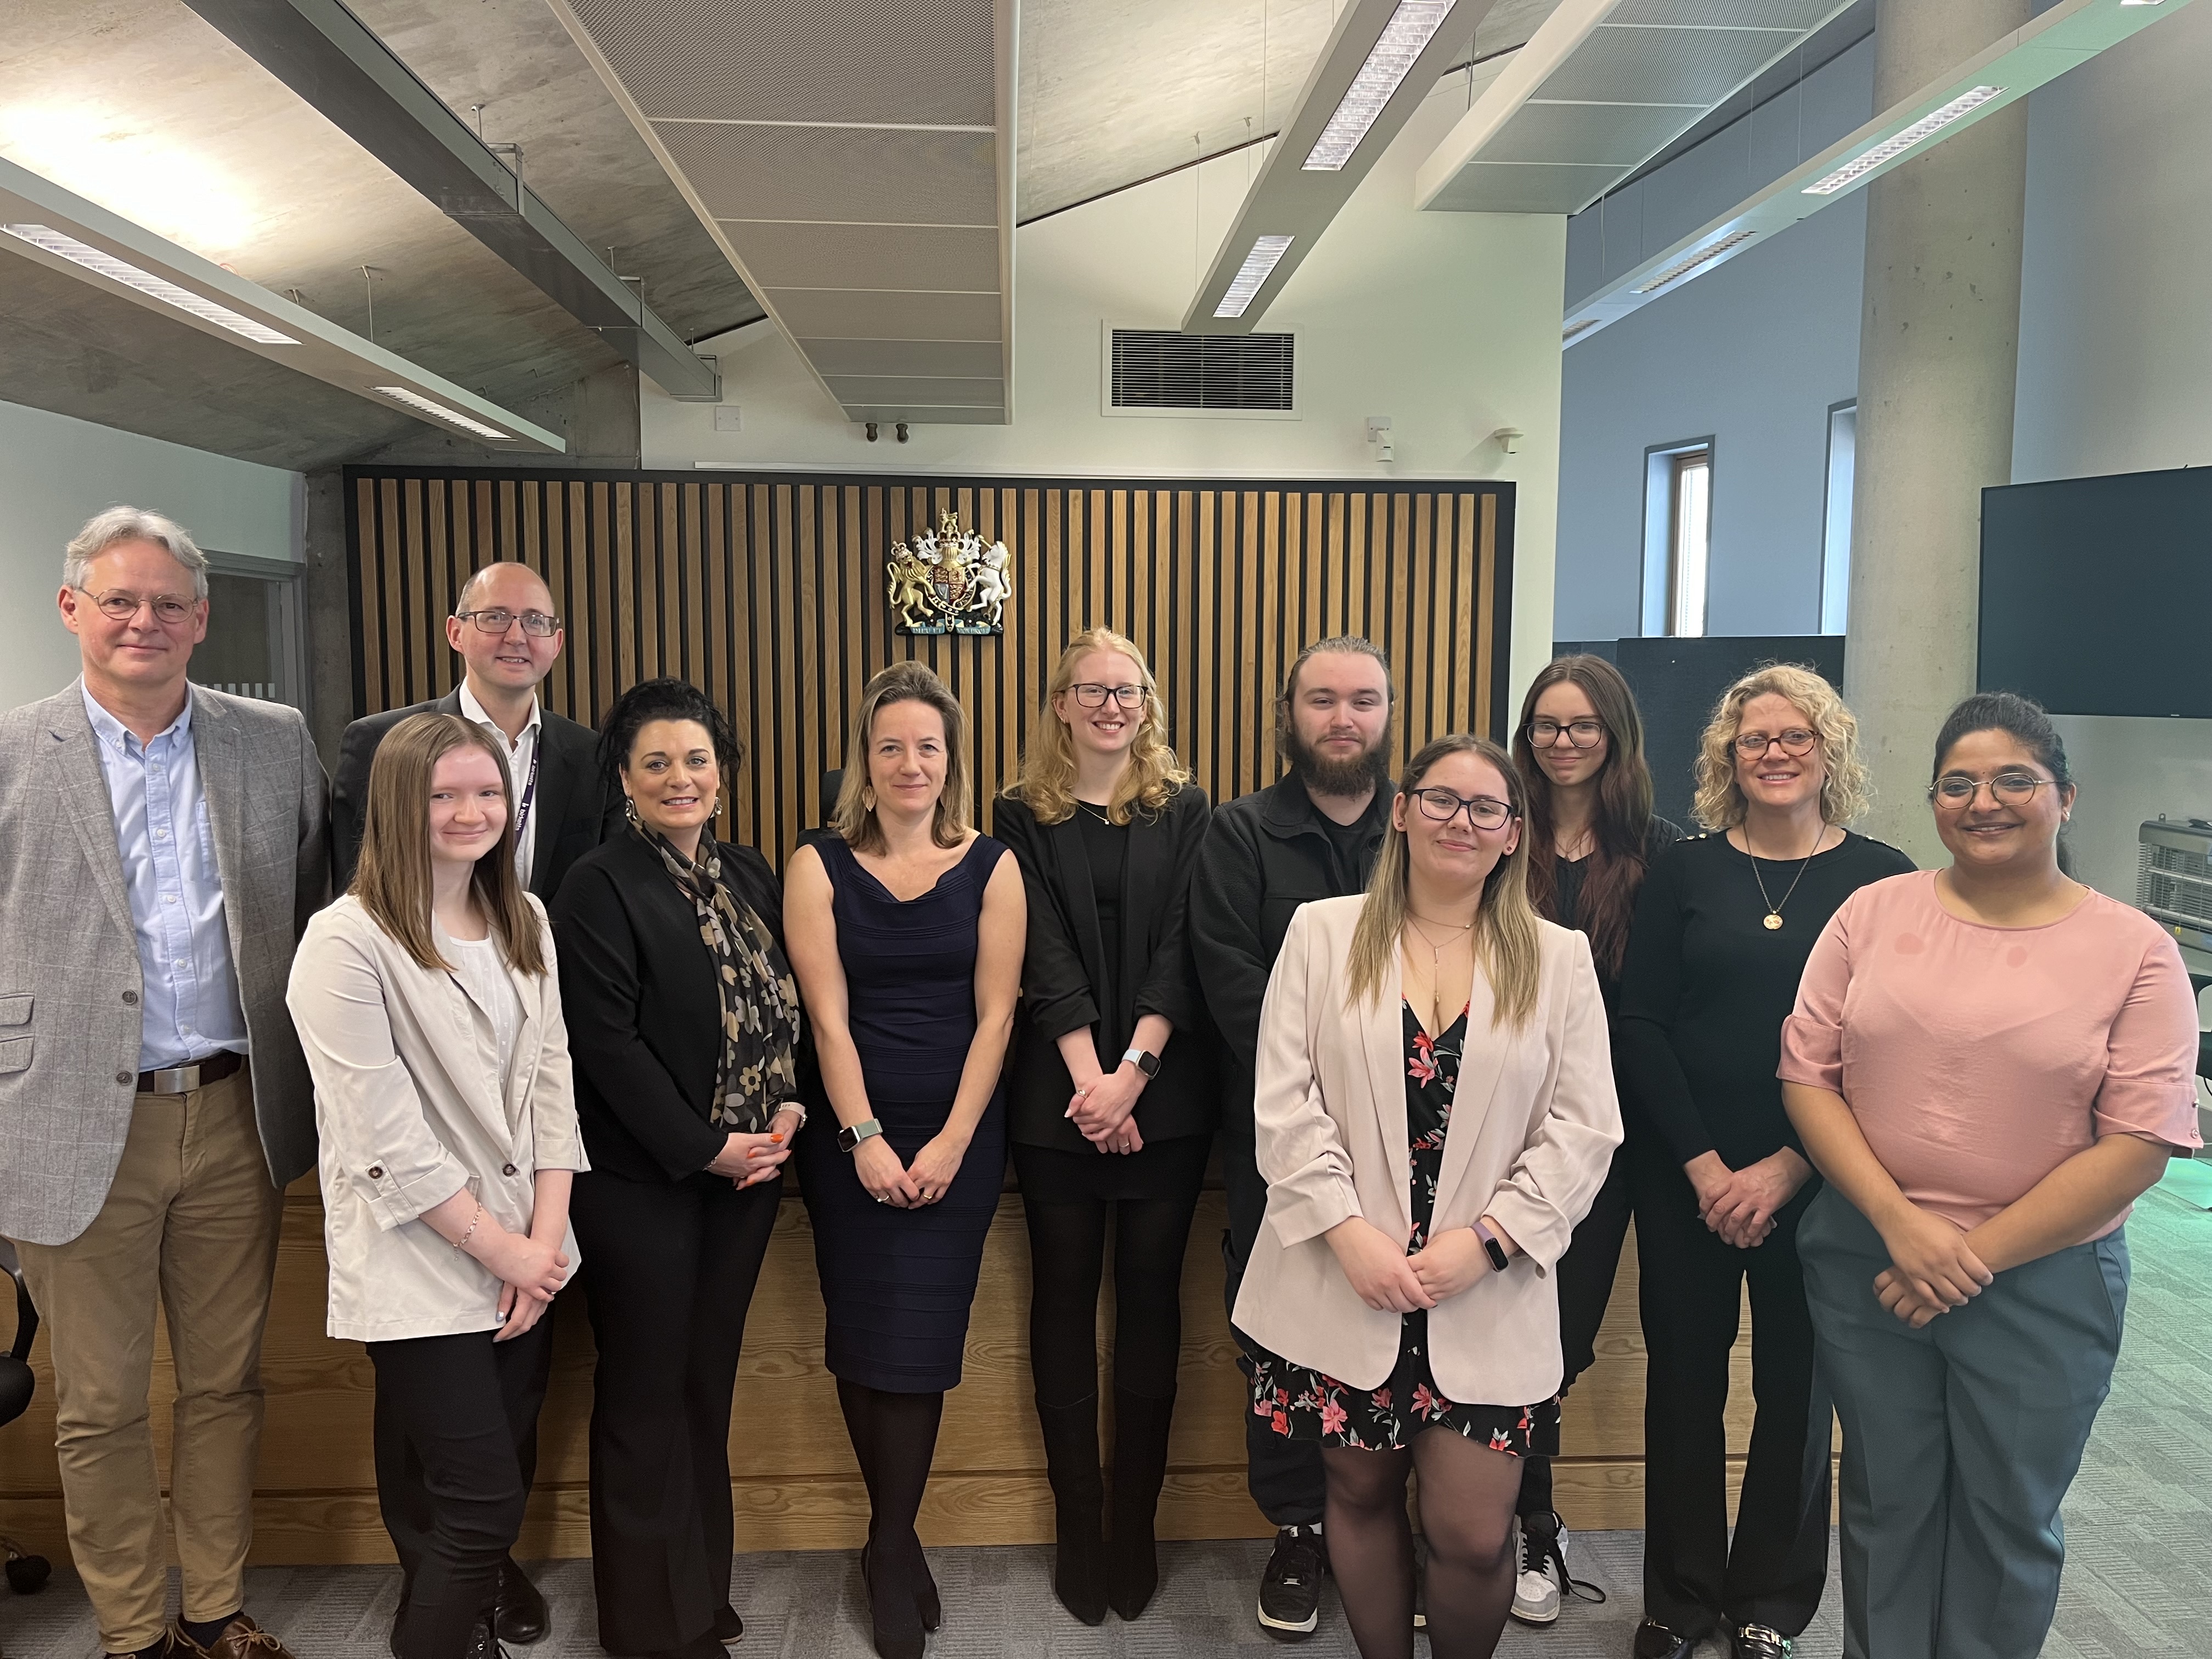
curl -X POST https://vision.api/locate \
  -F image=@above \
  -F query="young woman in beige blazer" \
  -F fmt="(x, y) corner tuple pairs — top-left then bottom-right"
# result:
(1233, 734), (1622, 1659)
(287, 713), (585, 1659)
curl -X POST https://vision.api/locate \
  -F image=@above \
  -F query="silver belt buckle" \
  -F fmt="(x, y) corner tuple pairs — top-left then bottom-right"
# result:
(148, 1064), (202, 1095)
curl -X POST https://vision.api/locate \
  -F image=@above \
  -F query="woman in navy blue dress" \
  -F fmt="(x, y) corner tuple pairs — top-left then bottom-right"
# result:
(785, 661), (1025, 1659)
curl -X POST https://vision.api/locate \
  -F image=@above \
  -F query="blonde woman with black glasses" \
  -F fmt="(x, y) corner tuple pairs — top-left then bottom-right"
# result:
(1234, 735), (1621, 1659)
(1613, 664), (1912, 1659)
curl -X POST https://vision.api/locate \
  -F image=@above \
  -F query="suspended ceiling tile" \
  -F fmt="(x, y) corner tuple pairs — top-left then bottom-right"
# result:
(654, 122), (999, 225)
(765, 287), (1001, 339)
(731, 223), (1001, 290)
(824, 374), (1003, 405)
(1541, 24), (1801, 107)
(803, 337), (1003, 377)
(1425, 161), (1626, 213)
(1482, 100), (1702, 166)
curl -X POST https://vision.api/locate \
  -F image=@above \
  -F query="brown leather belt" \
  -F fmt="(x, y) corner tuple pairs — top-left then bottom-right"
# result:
(138, 1051), (246, 1096)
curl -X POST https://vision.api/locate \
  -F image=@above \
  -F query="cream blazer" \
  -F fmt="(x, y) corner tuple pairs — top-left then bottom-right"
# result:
(1232, 895), (1622, 1408)
(286, 895), (588, 1342)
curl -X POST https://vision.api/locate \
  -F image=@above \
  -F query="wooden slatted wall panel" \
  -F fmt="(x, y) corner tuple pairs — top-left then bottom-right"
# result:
(347, 472), (1515, 860)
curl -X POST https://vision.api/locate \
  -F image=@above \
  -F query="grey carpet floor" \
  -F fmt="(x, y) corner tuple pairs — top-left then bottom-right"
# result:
(4, 1185), (2205, 1659)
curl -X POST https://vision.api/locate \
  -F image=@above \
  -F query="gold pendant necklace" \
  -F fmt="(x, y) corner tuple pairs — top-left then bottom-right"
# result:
(1404, 912), (1474, 1026)
(1746, 828), (1822, 930)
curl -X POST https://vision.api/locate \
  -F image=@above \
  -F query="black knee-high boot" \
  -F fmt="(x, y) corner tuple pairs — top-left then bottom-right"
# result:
(1108, 1388), (1176, 1619)
(1036, 1395), (1109, 1624)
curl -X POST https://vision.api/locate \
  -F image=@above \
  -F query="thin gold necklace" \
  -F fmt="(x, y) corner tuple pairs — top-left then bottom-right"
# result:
(1743, 824), (1826, 931)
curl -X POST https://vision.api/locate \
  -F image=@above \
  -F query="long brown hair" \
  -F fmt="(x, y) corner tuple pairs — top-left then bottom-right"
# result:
(1511, 654), (1658, 977)
(1013, 628), (1189, 825)
(353, 712), (547, 975)
(1347, 735), (1540, 1029)
(831, 661), (972, 853)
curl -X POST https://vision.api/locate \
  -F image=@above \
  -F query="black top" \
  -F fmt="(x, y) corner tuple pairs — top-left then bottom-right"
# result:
(549, 831), (788, 1184)
(1189, 773), (1397, 1086)
(1547, 817), (1683, 1014)
(994, 786), (1216, 1151)
(1616, 828), (1915, 1169)
(332, 689), (623, 901)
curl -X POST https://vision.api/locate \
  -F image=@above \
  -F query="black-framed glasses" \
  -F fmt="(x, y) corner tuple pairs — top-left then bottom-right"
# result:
(1733, 727), (1819, 759)
(456, 606), (560, 637)
(77, 587), (196, 624)
(1527, 718), (1605, 748)
(1068, 682), (1146, 710)
(1408, 787), (1516, 831)
(1929, 772), (2057, 809)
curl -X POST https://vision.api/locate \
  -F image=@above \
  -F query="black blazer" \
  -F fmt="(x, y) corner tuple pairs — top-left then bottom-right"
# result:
(993, 785), (1217, 1150)
(331, 688), (621, 900)
(550, 831), (789, 1185)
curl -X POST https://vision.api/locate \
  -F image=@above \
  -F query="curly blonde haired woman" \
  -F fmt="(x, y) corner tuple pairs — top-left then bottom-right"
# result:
(991, 629), (1213, 1624)
(1613, 664), (1912, 1659)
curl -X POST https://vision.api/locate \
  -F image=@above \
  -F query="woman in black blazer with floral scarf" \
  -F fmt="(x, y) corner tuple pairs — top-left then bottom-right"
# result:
(993, 628), (1216, 1628)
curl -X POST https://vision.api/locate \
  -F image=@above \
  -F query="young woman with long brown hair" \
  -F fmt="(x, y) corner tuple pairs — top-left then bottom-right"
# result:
(1233, 734), (1622, 1659)
(1504, 654), (1679, 1624)
(992, 628), (1214, 1624)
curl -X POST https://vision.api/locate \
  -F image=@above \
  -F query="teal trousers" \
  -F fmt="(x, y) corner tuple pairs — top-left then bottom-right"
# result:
(1797, 1185), (2128, 1659)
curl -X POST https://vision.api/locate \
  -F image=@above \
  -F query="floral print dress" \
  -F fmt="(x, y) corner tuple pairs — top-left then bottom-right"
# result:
(1246, 999), (1539, 1454)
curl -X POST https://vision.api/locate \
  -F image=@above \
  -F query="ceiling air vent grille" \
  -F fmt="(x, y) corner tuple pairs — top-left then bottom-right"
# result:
(1111, 329), (1294, 412)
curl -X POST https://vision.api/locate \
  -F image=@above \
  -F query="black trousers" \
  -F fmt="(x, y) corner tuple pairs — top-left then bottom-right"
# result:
(572, 1167), (782, 1655)
(1517, 1147), (1634, 1516)
(368, 1322), (553, 1659)
(1221, 1102), (1325, 1530)
(1632, 1153), (1831, 1640)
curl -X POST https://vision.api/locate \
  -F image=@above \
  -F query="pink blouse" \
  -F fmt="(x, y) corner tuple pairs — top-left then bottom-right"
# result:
(1779, 871), (2202, 1237)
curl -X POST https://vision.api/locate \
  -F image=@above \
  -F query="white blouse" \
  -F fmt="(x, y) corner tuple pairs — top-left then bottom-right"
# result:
(442, 929), (522, 1083)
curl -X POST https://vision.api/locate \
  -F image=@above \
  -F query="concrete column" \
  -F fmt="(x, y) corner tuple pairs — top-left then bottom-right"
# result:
(1844, 0), (2029, 862)
(301, 469), (355, 769)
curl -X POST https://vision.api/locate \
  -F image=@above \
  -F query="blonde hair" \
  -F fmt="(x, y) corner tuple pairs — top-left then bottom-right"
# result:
(831, 661), (972, 853)
(1691, 662), (1871, 831)
(1347, 735), (1541, 1029)
(353, 712), (546, 977)
(1012, 628), (1189, 825)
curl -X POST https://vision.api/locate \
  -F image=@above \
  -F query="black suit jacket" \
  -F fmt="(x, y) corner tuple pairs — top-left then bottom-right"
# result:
(331, 689), (620, 900)
(993, 785), (1218, 1150)
(550, 832), (789, 1185)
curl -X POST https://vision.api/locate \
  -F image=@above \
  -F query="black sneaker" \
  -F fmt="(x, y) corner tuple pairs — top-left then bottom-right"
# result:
(1256, 1525), (1327, 1638)
(1732, 1623), (1793, 1659)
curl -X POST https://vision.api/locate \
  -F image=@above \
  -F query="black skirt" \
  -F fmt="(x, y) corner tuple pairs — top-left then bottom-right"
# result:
(1013, 1132), (1211, 1204)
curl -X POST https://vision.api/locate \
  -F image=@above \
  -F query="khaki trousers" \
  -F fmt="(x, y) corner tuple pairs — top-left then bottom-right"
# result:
(12, 1065), (283, 1652)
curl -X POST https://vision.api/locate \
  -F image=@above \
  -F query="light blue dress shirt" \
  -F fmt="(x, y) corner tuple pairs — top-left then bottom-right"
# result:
(81, 683), (248, 1071)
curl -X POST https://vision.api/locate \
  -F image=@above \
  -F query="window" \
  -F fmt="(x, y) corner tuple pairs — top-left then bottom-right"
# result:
(190, 553), (307, 713)
(1641, 439), (1713, 637)
(1820, 401), (1856, 634)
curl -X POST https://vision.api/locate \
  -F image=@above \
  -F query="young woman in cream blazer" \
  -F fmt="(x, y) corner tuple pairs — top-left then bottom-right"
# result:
(287, 712), (585, 1659)
(1234, 734), (1622, 1659)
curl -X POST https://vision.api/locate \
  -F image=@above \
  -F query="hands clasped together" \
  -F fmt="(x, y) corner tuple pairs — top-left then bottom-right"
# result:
(1685, 1147), (1812, 1249)
(1065, 1059), (1148, 1155)
(1325, 1214), (1511, 1313)
(851, 1130), (972, 1208)
(478, 1228), (569, 1343)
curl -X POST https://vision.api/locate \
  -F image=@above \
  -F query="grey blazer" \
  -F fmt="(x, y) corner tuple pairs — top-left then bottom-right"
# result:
(0, 682), (331, 1246)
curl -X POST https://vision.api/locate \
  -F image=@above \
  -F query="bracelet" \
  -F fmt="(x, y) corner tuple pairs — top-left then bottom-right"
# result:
(776, 1102), (808, 1133)
(456, 1200), (484, 1251)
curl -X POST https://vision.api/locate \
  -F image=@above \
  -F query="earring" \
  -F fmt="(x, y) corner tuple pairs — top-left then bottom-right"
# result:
(862, 786), (878, 812)
(622, 797), (642, 828)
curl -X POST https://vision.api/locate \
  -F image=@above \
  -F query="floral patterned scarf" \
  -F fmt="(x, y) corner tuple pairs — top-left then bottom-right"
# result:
(636, 822), (802, 1132)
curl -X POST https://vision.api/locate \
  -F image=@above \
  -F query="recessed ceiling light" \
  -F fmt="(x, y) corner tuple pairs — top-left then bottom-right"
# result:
(1562, 318), (1600, 341)
(373, 385), (515, 441)
(1305, 1), (1455, 172)
(1633, 229), (1758, 294)
(1, 222), (297, 343)
(1215, 235), (1296, 319)
(1802, 86), (2006, 196)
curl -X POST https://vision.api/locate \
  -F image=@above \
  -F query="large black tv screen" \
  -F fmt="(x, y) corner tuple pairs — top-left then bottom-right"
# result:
(1979, 466), (2212, 719)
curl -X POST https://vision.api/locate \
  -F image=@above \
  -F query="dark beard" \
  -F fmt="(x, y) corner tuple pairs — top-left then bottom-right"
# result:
(1286, 718), (1394, 799)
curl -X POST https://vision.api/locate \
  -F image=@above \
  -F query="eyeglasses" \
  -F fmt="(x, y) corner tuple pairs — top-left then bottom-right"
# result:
(1527, 718), (1605, 749)
(1928, 772), (2057, 809)
(1407, 787), (1516, 831)
(77, 587), (196, 624)
(1733, 727), (1819, 759)
(1068, 682), (1146, 710)
(455, 607), (560, 637)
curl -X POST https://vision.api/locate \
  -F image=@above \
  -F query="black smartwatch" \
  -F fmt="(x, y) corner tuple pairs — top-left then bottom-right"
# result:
(1122, 1047), (1160, 1078)
(837, 1118), (884, 1153)
(1474, 1220), (1510, 1273)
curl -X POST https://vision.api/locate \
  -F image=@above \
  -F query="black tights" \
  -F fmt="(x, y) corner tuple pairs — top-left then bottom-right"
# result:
(836, 1381), (944, 1597)
(1321, 1432), (1523, 1659)
(1023, 1190), (1199, 1408)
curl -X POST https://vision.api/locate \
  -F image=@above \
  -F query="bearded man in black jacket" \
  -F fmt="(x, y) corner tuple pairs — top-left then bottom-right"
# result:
(1189, 636), (1398, 1641)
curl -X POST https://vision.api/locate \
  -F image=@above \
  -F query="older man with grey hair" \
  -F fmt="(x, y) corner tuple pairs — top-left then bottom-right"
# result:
(0, 507), (328, 1659)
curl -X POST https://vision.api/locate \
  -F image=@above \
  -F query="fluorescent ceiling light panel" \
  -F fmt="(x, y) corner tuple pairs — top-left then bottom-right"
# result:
(1215, 235), (1296, 318)
(1802, 86), (2005, 196)
(2, 223), (298, 344)
(1305, 1), (1454, 171)
(374, 386), (516, 441)
(1632, 229), (1758, 294)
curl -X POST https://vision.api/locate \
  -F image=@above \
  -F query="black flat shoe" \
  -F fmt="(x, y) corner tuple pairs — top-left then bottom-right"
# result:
(1731, 1623), (1793, 1659)
(495, 1556), (550, 1646)
(859, 1542), (924, 1659)
(712, 1603), (744, 1644)
(1633, 1619), (1697, 1659)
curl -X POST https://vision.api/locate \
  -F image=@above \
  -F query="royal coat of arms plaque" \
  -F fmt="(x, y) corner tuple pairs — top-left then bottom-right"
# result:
(887, 511), (1012, 635)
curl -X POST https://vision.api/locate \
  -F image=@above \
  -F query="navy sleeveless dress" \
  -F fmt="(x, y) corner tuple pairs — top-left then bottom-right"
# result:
(799, 833), (1010, 1392)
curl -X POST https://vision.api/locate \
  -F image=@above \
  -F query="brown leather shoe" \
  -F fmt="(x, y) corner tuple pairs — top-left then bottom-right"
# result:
(188, 1615), (297, 1659)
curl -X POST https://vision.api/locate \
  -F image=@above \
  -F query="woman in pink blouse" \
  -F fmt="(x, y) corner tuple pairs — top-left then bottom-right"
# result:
(1779, 692), (2201, 1659)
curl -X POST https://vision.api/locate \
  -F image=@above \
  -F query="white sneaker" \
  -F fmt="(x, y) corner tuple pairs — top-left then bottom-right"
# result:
(1510, 1511), (1567, 1625)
